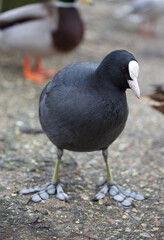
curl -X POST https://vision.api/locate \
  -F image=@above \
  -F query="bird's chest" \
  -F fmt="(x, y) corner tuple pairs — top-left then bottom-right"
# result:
(72, 94), (128, 142)
(52, 9), (83, 52)
(88, 98), (128, 149)
(90, 94), (128, 127)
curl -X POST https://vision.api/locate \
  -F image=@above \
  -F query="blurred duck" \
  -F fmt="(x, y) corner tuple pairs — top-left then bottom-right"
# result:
(114, 0), (164, 37)
(143, 84), (164, 115)
(0, 0), (91, 83)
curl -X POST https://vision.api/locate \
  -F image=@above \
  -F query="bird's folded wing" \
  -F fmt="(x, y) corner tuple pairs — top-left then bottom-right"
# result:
(132, 0), (155, 13)
(0, 3), (56, 28)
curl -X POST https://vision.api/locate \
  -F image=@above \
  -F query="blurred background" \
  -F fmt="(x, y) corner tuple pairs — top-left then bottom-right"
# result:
(0, 0), (163, 239)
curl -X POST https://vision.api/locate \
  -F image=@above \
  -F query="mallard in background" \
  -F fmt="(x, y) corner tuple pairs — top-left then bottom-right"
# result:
(114, 0), (164, 37)
(0, 0), (91, 83)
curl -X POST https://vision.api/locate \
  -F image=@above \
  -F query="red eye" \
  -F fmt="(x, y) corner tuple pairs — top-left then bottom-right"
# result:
(122, 67), (127, 73)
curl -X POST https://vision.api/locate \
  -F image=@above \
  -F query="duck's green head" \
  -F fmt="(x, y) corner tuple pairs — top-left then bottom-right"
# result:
(58, 0), (76, 2)
(58, 0), (92, 3)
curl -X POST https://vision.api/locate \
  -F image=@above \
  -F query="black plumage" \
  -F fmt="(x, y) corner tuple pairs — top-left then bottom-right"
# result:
(39, 50), (134, 151)
(20, 50), (144, 206)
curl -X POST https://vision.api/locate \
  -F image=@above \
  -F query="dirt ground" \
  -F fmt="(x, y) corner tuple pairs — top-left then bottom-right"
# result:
(0, 1), (164, 239)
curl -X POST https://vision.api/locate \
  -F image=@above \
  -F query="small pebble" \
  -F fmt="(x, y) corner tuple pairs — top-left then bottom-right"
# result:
(132, 208), (138, 213)
(125, 228), (131, 233)
(98, 199), (106, 205)
(141, 223), (147, 228)
(57, 220), (63, 224)
(140, 232), (151, 238)
(95, 212), (100, 216)
(81, 195), (89, 201)
(122, 214), (129, 220)
(107, 206), (112, 210)
(11, 193), (17, 197)
(152, 227), (159, 231)
(132, 216), (141, 221)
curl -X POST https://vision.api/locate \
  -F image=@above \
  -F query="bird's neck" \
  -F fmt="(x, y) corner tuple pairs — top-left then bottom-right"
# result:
(91, 68), (125, 96)
(55, 0), (78, 8)
(95, 61), (127, 94)
(52, 7), (83, 52)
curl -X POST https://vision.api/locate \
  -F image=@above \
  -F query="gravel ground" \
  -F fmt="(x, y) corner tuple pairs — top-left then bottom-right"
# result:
(0, 1), (164, 239)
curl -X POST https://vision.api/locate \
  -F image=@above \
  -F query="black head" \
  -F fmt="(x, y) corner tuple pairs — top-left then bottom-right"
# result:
(97, 50), (140, 98)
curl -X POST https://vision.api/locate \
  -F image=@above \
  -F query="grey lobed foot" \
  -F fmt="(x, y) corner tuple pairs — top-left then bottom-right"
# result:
(92, 183), (145, 207)
(19, 182), (69, 203)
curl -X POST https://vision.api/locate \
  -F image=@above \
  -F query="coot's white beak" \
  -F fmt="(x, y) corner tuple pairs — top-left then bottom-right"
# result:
(127, 60), (140, 99)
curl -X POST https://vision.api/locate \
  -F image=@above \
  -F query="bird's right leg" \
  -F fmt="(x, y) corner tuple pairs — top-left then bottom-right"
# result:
(34, 57), (57, 77)
(148, 18), (158, 37)
(19, 148), (69, 203)
(23, 56), (46, 83)
(92, 148), (145, 207)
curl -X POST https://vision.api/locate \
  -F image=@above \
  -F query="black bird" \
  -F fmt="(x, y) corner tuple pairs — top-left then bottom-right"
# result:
(20, 50), (145, 206)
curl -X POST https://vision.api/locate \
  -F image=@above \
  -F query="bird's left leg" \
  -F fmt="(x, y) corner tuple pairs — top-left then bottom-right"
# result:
(19, 148), (69, 203)
(23, 56), (46, 83)
(138, 20), (147, 36)
(92, 148), (145, 206)
(148, 18), (158, 37)
(34, 57), (57, 77)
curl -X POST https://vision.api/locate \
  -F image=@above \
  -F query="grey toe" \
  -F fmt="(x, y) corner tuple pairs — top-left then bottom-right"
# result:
(113, 193), (125, 202)
(130, 192), (145, 201)
(39, 191), (49, 200)
(47, 184), (56, 195)
(19, 188), (35, 194)
(19, 185), (46, 194)
(92, 184), (109, 200)
(30, 193), (42, 203)
(119, 188), (131, 197)
(120, 188), (145, 201)
(56, 184), (69, 201)
(109, 185), (119, 196)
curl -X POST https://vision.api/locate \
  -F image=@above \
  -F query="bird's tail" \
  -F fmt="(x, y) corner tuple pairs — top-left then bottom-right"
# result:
(0, 30), (3, 49)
